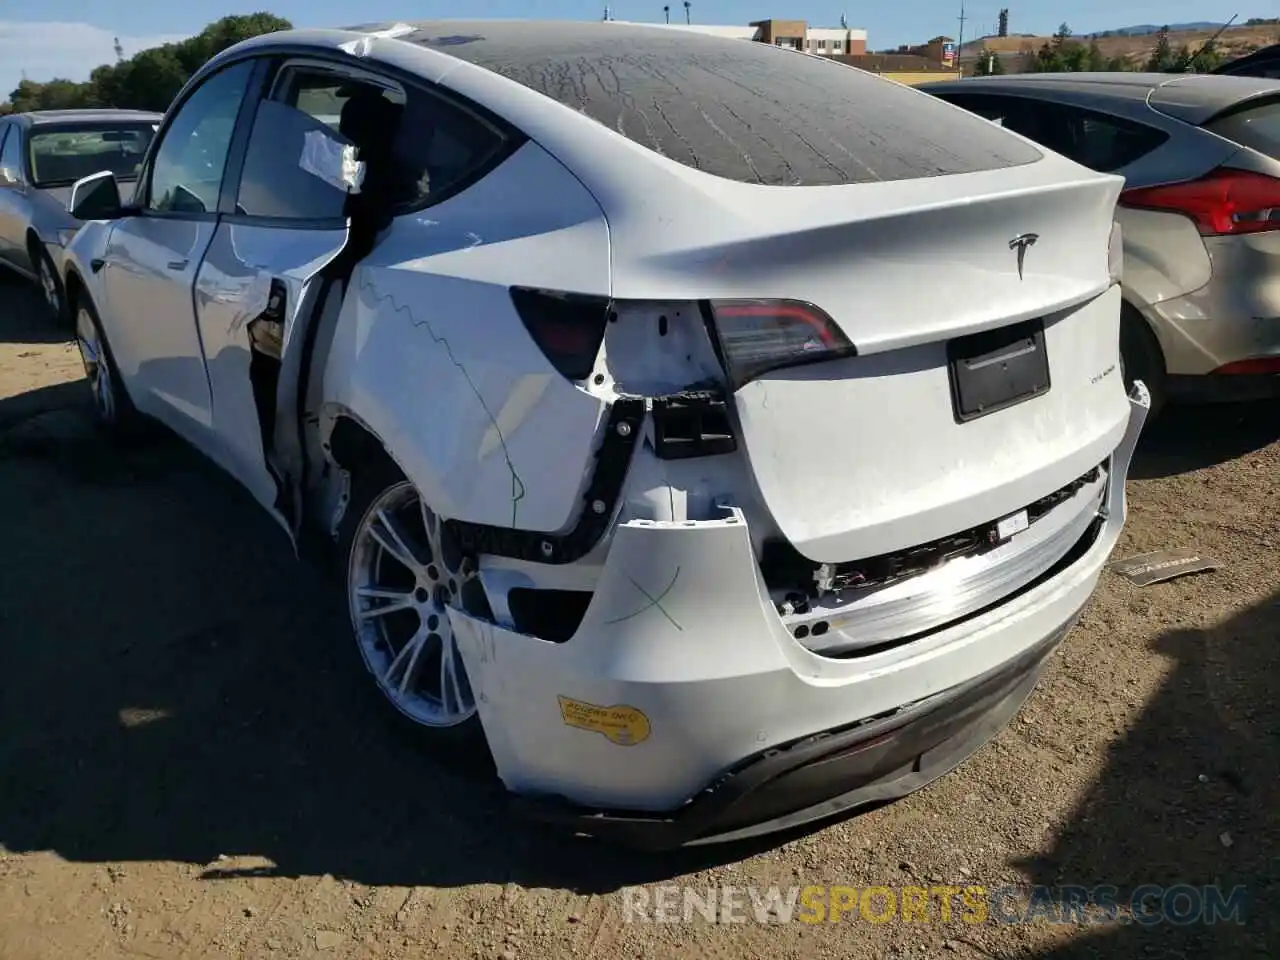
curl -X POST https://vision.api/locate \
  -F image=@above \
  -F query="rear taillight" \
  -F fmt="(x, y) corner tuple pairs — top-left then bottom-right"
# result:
(511, 289), (854, 390)
(707, 299), (855, 389)
(1119, 168), (1280, 236)
(510, 287), (610, 381)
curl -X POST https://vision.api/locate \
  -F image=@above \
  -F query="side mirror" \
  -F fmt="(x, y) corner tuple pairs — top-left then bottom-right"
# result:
(69, 170), (124, 220)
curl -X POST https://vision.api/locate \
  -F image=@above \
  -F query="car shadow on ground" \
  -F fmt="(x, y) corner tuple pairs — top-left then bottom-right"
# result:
(0, 273), (69, 345)
(0, 390), (790, 893)
(1019, 591), (1279, 957)
(1131, 400), (1280, 481)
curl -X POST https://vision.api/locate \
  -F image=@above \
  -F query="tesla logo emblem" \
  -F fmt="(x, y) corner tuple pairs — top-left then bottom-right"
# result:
(1009, 233), (1039, 280)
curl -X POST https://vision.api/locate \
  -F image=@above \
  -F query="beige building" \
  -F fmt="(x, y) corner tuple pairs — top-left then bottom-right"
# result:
(607, 17), (868, 56)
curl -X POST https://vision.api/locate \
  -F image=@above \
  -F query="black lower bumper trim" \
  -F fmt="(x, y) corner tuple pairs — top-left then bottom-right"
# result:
(509, 622), (1073, 850)
(1167, 372), (1280, 404)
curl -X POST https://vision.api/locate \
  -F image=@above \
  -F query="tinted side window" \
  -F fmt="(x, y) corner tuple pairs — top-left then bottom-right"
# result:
(933, 93), (1028, 128)
(938, 94), (1168, 172)
(148, 60), (255, 215)
(0, 125), (25, 179)
(235, 64), (508, 220)
(234, 97), (351, 220)
(384, 87), (507, 211)
(1031, 103), (1168, 172)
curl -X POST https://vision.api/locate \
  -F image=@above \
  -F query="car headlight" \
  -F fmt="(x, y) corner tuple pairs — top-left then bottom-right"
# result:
(56, 228), (78, 247)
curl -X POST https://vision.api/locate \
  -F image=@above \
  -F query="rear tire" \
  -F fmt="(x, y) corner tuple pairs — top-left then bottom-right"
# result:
(31, 241), (66, 327)
(335, 455), (494, 773)
(1120, 307), (1166, 416)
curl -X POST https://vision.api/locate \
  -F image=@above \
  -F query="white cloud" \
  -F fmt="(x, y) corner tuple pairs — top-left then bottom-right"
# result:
(0, 21), (190, 100)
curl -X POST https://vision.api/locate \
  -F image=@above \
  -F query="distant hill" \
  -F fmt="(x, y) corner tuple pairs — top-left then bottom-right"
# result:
(1099, 22), (1221, 37)
(960, 21), (1280, 67)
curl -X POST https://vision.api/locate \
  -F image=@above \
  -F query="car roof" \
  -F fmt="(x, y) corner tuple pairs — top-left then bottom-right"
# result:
(20, 109), (163, 127)
(919, 72), (1280, 125)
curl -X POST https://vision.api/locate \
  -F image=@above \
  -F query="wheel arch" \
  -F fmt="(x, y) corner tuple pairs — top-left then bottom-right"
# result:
(62, 264), (87, 314)
(1120, 297), (1168, 374)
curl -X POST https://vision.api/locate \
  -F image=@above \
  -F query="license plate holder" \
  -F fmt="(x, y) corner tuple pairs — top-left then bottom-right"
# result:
(948, 317), (1050, 423)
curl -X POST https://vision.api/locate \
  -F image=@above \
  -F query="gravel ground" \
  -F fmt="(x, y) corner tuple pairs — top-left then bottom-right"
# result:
(0, 272), (1276, 959)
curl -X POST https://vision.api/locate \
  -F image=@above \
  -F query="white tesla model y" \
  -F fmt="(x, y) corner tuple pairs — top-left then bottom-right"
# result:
(60, 20), (1149, 848)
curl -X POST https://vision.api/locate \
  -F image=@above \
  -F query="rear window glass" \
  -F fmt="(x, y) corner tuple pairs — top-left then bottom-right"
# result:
(28, 125), (155, 186)
(1206, 98), (1280, 159)
(404, 22), (1042, 186)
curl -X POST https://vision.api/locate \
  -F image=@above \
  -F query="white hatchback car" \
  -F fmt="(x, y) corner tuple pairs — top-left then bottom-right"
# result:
(61, 21), (1149, 848)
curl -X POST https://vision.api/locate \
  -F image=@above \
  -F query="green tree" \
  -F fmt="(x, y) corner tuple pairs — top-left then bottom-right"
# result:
(974, 49), (1007, 75)
(1147, 26), (1175, 71)
(114, 47), (189, 112)
(1035, 40), (1063, 71)
(1086, 39), (1108, 71)
(1188, 39), (1224, 72)
(7, 77), (92, 111)
(6, 12), (292, 111)
(997, 8), (1009, 37)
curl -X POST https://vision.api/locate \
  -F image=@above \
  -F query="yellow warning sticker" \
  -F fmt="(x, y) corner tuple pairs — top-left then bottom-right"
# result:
(557, 696), (652, 746)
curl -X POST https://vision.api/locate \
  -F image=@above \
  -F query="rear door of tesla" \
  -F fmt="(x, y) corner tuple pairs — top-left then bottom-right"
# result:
(194, 58), (359, 529)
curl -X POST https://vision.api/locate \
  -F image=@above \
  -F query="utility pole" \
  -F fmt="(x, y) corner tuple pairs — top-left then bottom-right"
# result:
(684, 1), (691, 25)
(956, 0), (967, 78)
(664, 5), (670, 23)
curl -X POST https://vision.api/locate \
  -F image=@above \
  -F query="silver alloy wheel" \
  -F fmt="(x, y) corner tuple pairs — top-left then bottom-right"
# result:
(36, 253), (60, 318)
(347, 481), (477, 727)
(75, 306), (115, 423)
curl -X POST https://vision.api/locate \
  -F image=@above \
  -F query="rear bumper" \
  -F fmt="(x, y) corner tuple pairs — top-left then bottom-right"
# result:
(448, 385), (1151, 848)
(512, 620), (1066, 849)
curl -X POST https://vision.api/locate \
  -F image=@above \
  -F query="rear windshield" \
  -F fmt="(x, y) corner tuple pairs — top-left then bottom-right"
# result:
(28, 124), (156, 186)
(406, 23), (1042, 186)
(1205, 98), (1280, 159)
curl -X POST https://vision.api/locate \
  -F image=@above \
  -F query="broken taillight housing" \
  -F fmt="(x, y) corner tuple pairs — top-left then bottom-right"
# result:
(707, 299), (856, 389)
(509, 287), (611, 381)
(1119, 168), (1280, 236)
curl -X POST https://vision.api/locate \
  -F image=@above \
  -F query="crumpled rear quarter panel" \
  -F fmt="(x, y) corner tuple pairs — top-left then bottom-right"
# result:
(320, 140), (612, 532)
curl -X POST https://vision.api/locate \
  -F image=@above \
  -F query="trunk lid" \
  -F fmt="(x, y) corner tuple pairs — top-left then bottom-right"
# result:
(606, 159), (1129, 563)
(719, 168), (1128, 562)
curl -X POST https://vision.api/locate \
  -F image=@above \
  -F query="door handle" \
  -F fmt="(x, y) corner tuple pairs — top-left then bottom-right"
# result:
(167, 259), (188, 271)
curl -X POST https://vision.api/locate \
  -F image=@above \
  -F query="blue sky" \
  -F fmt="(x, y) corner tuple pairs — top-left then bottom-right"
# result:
(0, 1), (1252, 98)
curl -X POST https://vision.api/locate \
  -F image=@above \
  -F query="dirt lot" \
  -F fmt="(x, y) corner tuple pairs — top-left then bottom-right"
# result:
(0, 272), (1277, 959)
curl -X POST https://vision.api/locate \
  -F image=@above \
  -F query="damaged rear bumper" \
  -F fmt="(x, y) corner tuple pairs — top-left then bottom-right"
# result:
(512, 620), (1066, 849)
(447, 385), (1151, 848)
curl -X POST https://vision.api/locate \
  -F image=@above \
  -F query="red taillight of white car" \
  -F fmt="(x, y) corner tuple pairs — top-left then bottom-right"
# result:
(706, 299), (855, 389)
(509, 287), (612, 381)
(1119, 168), (1280, 236)
(512, 288), (854, 390)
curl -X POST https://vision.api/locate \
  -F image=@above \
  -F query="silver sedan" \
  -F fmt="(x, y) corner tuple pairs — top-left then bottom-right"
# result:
(0, 109), (160, 322)
(922, 72), (1280, 412)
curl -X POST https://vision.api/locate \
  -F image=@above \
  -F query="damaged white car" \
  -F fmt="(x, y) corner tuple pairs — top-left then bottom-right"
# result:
(61, 21), (1149, 848)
